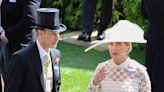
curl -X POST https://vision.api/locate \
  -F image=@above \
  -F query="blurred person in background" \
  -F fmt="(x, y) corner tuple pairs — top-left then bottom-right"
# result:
(77, 0), (113, 42)
(0, 0), (41, 87)
(141, 0), (164, 91)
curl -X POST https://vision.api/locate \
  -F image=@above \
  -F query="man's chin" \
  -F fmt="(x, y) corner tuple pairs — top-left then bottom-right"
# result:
(51, 44), (57, 48)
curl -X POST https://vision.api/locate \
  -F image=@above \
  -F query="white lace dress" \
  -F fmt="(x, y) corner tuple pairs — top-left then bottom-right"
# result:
(86, 57), (151, 92)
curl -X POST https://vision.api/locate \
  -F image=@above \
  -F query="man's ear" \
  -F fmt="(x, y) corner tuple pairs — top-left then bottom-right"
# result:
(37, 29), (43, 35)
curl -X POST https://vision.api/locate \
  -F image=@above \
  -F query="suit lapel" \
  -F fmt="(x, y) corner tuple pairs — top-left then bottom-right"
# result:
(29, 44), (59, 92)
(50, 51), (56, 92)
(50, 49), (61, 92)
(30, 43), (45, 91)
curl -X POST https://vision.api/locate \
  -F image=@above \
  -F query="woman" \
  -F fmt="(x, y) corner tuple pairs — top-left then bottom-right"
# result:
(85, 20), (151, 92)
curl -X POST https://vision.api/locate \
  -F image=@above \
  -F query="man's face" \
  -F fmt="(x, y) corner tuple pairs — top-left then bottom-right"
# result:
(38, 29), (60, 50)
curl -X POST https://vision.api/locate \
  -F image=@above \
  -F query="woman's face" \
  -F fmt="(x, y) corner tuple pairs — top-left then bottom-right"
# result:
(108, 42), (129, 64)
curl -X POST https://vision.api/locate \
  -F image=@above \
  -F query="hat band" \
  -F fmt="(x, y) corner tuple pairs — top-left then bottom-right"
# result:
(36, 24), (60, 30)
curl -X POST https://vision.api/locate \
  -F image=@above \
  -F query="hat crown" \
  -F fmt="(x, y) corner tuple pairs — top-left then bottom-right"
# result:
(37, 8), (60, 30)
(106, 20), (146, 43)
(34, 8), (66, 32)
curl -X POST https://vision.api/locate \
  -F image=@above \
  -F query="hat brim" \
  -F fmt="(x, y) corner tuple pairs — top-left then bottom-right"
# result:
(84, 39), (147, 52)
(84, 39), (109, 52)
(31, 23), (67, 33)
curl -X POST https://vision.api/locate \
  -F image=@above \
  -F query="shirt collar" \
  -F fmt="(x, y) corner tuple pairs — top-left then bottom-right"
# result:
(111, 57), (131, 69)
(36, 40), (50, 63)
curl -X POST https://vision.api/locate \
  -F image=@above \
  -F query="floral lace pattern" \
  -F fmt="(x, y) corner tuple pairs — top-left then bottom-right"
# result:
(86, 57), (151, 92)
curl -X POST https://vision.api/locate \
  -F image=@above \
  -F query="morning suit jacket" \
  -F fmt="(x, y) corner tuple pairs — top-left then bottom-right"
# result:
(1, 0), (40, 43)
(0, 0), (41, 82)
(5, 42), (61, 92)
(142, 0), (164, 92)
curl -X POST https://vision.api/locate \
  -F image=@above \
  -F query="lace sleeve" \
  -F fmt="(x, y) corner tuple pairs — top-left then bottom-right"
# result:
(85, 63), (104, 92)
(139, 69), (151, 92)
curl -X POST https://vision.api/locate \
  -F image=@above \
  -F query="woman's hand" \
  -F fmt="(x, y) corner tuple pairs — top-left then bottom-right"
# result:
(93, 67), (107, 85)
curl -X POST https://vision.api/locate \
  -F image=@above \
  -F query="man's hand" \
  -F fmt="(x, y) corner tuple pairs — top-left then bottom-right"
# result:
(0, 26), (3, 42)
(0, 27), (4, 33)
(0, 27), (9, 43)
(0, 33), (1, 42)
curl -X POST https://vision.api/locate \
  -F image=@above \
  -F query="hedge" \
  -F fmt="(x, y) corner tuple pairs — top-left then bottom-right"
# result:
(41, 0), (148, 32)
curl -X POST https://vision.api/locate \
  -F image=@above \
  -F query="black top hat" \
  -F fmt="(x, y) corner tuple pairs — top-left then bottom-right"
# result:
(32, 8), (66, 32)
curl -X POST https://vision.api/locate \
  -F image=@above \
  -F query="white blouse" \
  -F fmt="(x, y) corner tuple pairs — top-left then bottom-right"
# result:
(86, 57), (151, 92)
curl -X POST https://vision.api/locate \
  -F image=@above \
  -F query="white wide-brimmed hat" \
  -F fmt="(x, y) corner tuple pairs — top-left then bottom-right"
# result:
(85, 20), (147, 52)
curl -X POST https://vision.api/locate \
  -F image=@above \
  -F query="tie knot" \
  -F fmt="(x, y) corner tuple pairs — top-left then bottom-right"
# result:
(44, 54), (49, 61)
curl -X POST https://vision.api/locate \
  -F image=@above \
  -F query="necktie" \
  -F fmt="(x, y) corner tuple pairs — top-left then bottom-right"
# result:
(43, 55), (50, 75)
(43, 54), (53, 92)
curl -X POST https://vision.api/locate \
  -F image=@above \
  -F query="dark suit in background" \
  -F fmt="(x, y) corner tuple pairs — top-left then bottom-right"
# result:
(0, 0), (41, 82)
(0, 79), (1, 92)
(5, 43), (61, 92)
(78, 0), (113, 41)
(0, 1), (2, 91)
(142, 0), (164, 92)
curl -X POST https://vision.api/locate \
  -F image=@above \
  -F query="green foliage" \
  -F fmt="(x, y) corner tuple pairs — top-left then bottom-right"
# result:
(113, 0), (148, 30)
(41, 0), (102, 31)
(63, 0), (82, 31)
(50, 0), (83, 31)
(41, 0), (148, 31)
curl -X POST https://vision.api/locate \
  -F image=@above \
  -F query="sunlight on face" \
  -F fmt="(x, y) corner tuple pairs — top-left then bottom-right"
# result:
(38, 30), (60, 51)
(108, 42), (130, 64)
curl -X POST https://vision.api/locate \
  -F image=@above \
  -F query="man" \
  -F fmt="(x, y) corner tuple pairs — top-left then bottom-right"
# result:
(77, 0), (113, 42)
(0, 0), (41, 82)
(141, 0), (164, 92)
(5, 8), (66, 92)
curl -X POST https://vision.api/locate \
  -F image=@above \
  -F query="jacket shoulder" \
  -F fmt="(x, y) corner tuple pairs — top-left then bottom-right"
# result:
(13, 43), (36, 56)
(50, 48), (61, 57)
